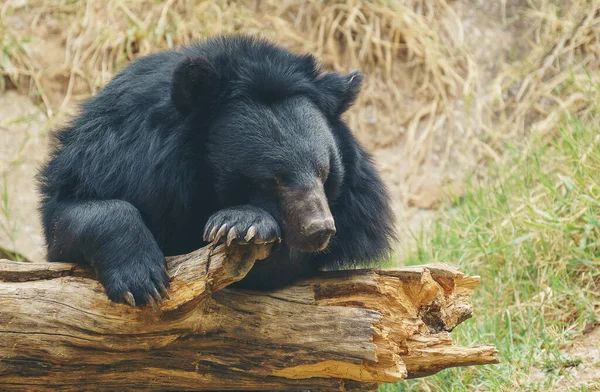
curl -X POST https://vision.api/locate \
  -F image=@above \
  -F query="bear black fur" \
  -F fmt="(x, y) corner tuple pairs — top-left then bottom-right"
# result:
(38, 35), (396, 307)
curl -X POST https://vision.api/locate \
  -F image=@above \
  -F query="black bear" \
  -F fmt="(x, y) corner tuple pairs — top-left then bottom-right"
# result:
(38, 35), (395, 307)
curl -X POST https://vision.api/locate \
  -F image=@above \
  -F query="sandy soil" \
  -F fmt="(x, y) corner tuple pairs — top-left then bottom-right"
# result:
(528, 325), (600, 389)
(560, 325), (600, 388)
(0, 91), (48, 262)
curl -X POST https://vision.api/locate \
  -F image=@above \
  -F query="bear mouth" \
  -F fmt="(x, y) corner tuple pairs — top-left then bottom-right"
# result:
(286, 231), (334, 253)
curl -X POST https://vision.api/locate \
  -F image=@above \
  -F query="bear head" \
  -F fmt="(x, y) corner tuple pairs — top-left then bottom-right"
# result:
(170, 37), (364, 253)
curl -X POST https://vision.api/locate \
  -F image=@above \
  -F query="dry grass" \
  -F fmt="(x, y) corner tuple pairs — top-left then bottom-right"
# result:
(0, 0), (477, 199)
(488, 2), (600, 153)
(0, 11), (52, 113)
(1, 1), (599, 194)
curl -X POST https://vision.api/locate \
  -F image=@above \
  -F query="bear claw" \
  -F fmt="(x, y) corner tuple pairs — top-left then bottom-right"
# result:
(215, 224), (228, 242)
(158, 282), (171, 300)
(203, 206), (281, 247)
(244, 225), (257, 242)
(152, 288), (164, 306)
(123, 291), (136, 308)
(226, 227), (238, 246)
(146, 295), (159, 312)
(205, 226), (218, 242)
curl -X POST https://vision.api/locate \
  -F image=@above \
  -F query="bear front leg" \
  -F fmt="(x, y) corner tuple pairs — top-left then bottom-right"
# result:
(203, 205), (281, 246)
(45, 199), (170, 308)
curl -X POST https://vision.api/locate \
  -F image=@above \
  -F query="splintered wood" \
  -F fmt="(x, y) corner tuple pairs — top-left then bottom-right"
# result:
(0, 243), (498, 391)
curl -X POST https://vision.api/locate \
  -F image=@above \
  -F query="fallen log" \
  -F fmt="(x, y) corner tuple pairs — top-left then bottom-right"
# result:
(0, 243), (498, 391)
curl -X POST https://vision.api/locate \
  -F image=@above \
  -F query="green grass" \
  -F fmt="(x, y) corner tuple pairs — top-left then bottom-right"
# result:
(380, 114), (600, 391)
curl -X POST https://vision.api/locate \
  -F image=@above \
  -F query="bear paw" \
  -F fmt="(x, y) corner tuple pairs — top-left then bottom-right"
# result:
(98, 252), (170, 310)
(203, 206), (281, 246)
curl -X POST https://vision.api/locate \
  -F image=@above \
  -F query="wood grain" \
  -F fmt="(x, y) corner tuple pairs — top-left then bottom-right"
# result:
(0, 243), (498, 391)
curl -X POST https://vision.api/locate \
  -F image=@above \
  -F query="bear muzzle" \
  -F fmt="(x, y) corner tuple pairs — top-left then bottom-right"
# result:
(300, 218), (336, 251)
(278, 181), (336, 253)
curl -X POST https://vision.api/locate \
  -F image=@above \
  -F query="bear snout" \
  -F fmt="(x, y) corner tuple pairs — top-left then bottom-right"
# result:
(301, 218), (336, 251)
(278, 181), (337, 253)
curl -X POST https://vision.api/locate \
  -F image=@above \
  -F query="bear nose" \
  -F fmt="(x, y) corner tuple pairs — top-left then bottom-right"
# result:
(302, 218), (336, 237)
(301, 218), (336, 249)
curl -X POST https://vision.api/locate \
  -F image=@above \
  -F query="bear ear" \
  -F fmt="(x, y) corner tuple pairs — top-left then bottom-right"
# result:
(315, 70), (364, 116)
(340, 70), (364, 112)
(171, 56), (219, 115)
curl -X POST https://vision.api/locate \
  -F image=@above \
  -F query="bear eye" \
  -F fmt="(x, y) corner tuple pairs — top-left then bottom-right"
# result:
(273, 174), (287, 187)
(317, 165), (329, 181)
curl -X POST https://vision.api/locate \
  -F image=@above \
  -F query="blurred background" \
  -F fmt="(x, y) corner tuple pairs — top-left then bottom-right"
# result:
(1, 0), (599, 390)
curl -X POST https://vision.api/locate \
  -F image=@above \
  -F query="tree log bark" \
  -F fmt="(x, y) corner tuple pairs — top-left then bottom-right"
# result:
(0, 243), (498, 391)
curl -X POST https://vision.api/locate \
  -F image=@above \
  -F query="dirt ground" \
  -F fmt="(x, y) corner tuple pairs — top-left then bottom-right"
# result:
(1, 0), (599, 386)
(557, 325), (600, 389)
(0, 90), (48, 262)
(528, 325), (600, 389)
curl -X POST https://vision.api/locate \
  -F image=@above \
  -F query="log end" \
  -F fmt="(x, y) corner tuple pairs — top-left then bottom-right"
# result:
(268, 263), (500, 386)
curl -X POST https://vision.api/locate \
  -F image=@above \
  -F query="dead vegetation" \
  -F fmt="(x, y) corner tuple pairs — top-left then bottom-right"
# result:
(0, 0), (597, 239)
(489, 2), (600, 151)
